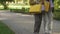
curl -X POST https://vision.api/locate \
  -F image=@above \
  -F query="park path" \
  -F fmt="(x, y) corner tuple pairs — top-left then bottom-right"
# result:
(0, 10), (60, 34)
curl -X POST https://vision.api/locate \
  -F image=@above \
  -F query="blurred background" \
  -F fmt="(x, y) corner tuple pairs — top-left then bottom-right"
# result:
(0, 0), (60, 20)
(0, 0), (60, 34)
(0, 0), (59, 20)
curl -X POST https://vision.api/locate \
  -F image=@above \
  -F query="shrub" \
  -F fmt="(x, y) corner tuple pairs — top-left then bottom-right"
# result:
(53, 9), (60, 20)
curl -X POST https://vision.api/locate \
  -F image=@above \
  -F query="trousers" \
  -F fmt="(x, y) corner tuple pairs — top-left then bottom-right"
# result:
(34, 9), (53, 34)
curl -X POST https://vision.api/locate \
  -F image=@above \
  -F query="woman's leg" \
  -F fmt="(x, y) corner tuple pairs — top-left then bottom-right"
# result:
(42, 11), (49, 34)
(43, 10), (53, 34)
(34, 13), (42, 34)
(47, 10), (53, 34)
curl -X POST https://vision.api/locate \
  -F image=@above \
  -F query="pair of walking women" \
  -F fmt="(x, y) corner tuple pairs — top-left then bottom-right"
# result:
(34, 9), (53, 34)
(29, 0), (54, 34)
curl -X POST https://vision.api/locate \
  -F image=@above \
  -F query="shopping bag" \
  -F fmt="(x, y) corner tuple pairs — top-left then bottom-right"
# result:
(29, 4), (42, 13)
(44, 1), (50, 12)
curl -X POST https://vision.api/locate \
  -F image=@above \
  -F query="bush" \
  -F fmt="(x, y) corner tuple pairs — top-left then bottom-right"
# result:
(10, 8), (25, 13)
(53, 9), (60, 20)
(10, 7), (29, 14)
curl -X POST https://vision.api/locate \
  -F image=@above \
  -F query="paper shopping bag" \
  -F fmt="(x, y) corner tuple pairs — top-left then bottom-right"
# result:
(44, 1), (50, 12)
(29, 4), (42, 13)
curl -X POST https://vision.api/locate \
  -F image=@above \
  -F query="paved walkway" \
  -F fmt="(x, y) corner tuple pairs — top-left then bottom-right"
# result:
(0, 10), (60, 34)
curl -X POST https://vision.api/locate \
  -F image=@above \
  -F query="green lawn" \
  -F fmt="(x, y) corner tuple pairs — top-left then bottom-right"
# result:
(0, 21), (15, 34)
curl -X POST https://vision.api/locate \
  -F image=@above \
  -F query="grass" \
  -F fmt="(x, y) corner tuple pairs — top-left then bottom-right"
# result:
(0, 21), (15, 34)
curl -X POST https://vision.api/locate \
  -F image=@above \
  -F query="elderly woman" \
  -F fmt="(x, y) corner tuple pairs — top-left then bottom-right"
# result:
(29, 0), (54, 34)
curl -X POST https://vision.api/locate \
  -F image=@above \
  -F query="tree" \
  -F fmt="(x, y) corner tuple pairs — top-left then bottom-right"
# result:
(0, 0), (14, 9)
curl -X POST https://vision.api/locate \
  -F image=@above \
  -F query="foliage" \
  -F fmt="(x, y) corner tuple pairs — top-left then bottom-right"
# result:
(10, 8), (25, 13)
(54, 0), (60, 20)
(57, 0), (60, 5)
(54, 0), (60, 9)
(0, 0), (14, 9)
(53, 9), (60, 20)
